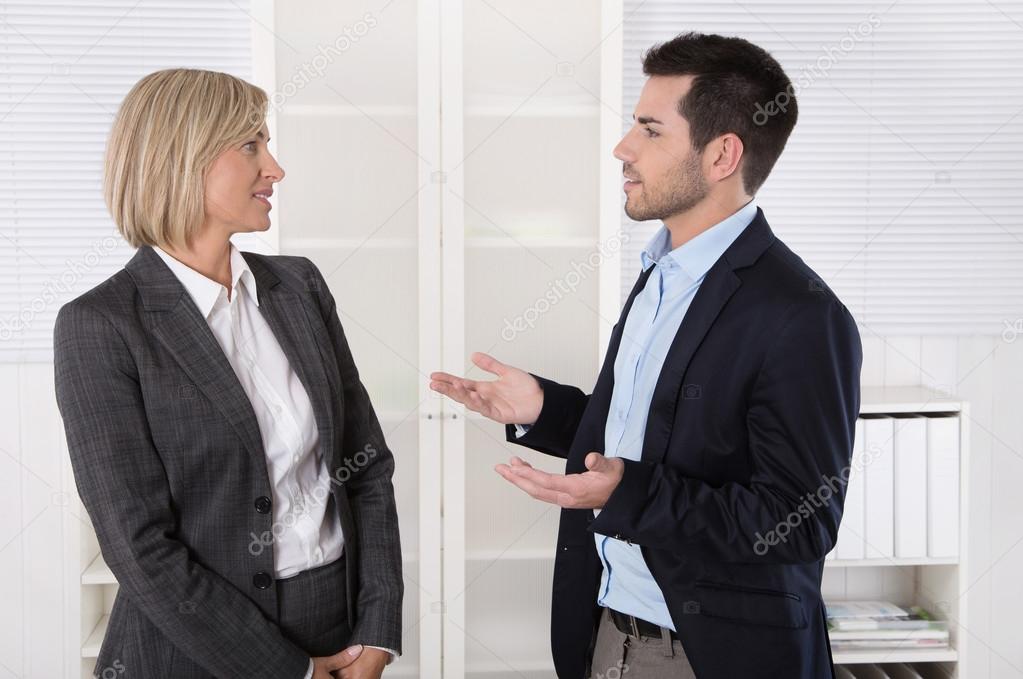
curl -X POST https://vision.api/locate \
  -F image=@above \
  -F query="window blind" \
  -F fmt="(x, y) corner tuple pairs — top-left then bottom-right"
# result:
(621, 0), (1023, 335)
(0, 0), (254, 362)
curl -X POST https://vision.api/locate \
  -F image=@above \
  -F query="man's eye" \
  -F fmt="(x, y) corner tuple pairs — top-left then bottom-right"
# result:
(644, 127), (658, 138)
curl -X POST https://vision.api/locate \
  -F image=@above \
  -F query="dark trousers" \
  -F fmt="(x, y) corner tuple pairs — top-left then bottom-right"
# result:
(276, 553), (352, 657)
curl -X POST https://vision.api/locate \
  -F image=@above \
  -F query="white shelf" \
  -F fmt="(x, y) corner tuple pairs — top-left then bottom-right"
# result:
(285, 236), (603, 250)
(466, 659), (557, 673)
(278, 100), (601, 119)
(280, 236), (418, 250)
(464, 95), (599, 118)
(466, 548), (554, 561)
(825, 556), (958, 568)
(81, 553), (116, 585)
(281, 104), (417, 117)
(465, 236), (598, 248)
(860, 385), (962, 414)
(832, 646), (958, 665)
(82, 615), (109, 658)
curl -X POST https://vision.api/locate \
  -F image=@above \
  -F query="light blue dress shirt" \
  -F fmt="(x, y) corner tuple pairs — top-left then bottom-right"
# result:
(593, 199), (759, 628)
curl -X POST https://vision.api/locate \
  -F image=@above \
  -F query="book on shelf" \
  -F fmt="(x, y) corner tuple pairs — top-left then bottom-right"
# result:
(826, 601), (949, 650)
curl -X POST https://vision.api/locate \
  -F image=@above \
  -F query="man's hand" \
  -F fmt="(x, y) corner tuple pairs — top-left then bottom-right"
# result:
(429, 352), (543, 425)
(336, 646), (390, 679)
(495, 453), (624, 509)
(312, 645), (362, 678)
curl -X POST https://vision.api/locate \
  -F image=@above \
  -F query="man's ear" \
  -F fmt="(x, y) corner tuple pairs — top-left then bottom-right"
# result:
(705, 133), (744, 183)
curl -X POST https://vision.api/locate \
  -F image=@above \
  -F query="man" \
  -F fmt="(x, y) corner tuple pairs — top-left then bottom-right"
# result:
(430, 32), (861, 679)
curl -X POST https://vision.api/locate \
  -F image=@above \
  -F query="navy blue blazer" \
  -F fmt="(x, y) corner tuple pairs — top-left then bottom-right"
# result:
(507, 207), (862, 679)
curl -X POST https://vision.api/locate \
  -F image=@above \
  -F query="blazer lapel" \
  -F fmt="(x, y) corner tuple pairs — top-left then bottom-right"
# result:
(244, 254), (337, 475)
(641, 209), (777, 464)
(127, 246), (335, 476)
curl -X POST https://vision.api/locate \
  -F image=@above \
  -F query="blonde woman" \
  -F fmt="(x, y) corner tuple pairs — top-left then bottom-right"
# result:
(53, 69), (402, 679)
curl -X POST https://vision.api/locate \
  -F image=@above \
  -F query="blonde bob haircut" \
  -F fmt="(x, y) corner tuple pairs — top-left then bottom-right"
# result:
(104, 68), (268, 249)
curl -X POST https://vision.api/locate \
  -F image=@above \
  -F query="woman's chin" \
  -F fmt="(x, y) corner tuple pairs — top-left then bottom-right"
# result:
(239, 220), (272, 233)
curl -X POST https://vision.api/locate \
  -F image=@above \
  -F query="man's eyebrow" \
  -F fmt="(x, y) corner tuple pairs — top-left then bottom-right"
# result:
(634, 115), (664, 125)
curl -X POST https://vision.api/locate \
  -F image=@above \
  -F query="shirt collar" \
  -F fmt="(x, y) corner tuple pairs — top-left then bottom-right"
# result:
(640, 199), (759, 281)
(152, 242), (259, 319)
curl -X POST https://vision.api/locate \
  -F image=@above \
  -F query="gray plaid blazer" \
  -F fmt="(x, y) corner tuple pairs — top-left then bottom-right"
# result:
(53, 245), (403, 678)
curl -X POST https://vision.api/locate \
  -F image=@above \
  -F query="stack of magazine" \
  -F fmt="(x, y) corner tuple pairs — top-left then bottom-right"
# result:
(826, 601), (950, 651)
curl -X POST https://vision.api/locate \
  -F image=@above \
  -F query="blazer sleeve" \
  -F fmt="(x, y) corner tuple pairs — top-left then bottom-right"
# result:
(502, 375), (590, 460)
(305, 260), (403, 654)
(590, 297), (862, 564)
(53, 300), (312, 679)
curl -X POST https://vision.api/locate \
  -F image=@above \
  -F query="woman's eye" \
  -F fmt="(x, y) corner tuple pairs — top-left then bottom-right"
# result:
(242, 141), (257, 151)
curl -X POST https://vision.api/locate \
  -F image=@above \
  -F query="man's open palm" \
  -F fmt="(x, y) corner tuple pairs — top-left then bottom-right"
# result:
(429, 352), (543, 425)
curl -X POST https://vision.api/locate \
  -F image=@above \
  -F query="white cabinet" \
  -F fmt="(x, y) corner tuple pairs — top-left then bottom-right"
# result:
(277, 2), (612, 677)
(825, 387), (971, 677)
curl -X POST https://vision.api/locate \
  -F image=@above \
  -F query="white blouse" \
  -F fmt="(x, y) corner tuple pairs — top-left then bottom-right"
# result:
(154, 243), (344, 578)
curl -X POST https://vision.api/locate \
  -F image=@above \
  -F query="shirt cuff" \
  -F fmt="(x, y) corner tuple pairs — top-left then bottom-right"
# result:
(304, 659), (314, 679)
(513, 423), (532, 438)
(366, 645), (400, 665)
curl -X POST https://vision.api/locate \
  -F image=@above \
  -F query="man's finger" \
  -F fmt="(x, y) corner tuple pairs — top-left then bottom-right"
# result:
(496, 464), (566, 504)
(430, 373), (477, 392)
(509, 462), (577, 493)
(471, 351), (508, 377)
(430, 379), (475, 404)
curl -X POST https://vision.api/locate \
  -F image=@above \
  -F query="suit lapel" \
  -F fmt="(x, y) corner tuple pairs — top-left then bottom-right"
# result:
(639, 267), (740, 464)
(127, 245), (335, 475)
(640, 209), (777, 464)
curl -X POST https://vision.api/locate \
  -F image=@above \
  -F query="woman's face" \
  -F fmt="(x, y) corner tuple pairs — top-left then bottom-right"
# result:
(203, 123), (284, 236)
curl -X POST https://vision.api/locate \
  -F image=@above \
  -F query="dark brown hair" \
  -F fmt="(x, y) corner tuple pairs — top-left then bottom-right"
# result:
(642, 32), (797, 195)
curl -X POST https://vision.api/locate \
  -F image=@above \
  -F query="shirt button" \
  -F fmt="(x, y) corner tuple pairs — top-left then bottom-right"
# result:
(252, 571), (273, 589)
(254, 496), (272, 514)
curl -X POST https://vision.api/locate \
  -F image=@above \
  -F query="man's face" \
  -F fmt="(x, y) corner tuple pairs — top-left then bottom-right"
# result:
(613, 75), (709, 222)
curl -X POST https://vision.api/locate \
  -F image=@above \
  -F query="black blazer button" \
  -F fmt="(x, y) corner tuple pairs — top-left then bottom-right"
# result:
(254, 496), (272, 514)
(252, 571), (273, 589)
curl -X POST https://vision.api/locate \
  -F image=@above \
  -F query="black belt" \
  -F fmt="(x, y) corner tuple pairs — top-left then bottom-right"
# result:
(608, 607), (679, 641)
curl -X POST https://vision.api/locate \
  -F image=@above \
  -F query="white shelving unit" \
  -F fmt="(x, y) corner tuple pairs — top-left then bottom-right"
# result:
(825, 386), (970, 677)
(438, 2), (610, 679)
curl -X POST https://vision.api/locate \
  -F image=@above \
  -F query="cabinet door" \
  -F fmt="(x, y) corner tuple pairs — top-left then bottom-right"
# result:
(440, 2), (607, 677)
(276, 1), (439, 676)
